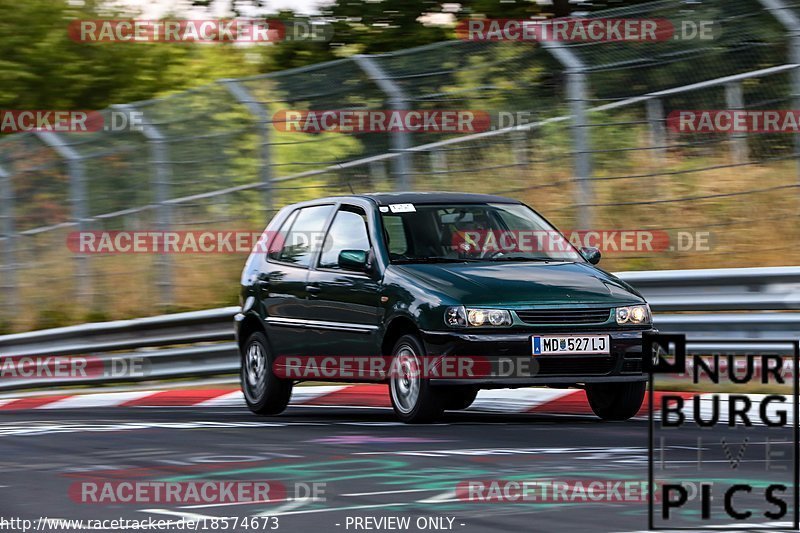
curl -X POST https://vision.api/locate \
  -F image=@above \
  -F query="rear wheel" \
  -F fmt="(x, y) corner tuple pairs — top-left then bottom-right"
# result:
(389, 334), (444, 423)
(585, 381), (646, 421)
(241, 331), (292, 415)
(442, 386), (479, 410)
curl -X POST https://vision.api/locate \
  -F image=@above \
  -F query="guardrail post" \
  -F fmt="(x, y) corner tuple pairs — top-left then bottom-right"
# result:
(430, 149), (447, 174)
(36, 132), (91, 309)
(646, 98), (666, 164)
(512, 130), (529, 167)
(542, 42), (593, 229)
(114, 105), (174, 310)
(724, 81), (748, 164)
(221, 80), (274, 216)
(758, 0), (800, 178)
(353, 55), (413, 191)
(0, 164), (16, 323)
(369, 160), (387, 188)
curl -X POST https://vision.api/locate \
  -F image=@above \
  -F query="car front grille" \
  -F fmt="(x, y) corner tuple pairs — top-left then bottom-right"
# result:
(515, 308), (612, 325)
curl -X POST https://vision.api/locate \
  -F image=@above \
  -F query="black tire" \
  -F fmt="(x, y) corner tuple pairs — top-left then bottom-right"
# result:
(388, 334), (444, 423)
(241, 331), (292, 415)
(585, 381), (646, 421)
(442, 386), (479, 410)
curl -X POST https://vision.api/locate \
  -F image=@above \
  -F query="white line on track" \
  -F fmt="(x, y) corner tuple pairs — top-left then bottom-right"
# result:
(256, 496), (313, 516)
(141, 509), (218, 521)
(341, 488), (439, 497)
(180, 498), (289, 510)
(39, 392), (156, 409)
(255, 502), (408, 517)
(416, 491), (459, 504)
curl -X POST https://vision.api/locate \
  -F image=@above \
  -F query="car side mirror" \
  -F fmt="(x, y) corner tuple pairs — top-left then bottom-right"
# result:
(580, 246), (601, 265)
(338, 249), (369, 272)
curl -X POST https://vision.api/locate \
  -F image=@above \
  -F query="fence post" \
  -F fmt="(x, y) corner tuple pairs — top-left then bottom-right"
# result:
(542, 42), (593, 229)
(758, 0), (800, 177)
(724, 81), (748, 164)
(512, 130), (529, 167)
(0, 164), (15, 323)
(115, 105), (173, 310)
(36, 132), (91, 309)
(646, 98), (666, 164)
(430, 149), (447, 174)
(221, 80), (274, 215)
(353, 55), (413, 190)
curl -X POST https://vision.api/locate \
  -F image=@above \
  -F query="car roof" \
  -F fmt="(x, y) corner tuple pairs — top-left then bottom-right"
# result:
(318, 192), (521, 206)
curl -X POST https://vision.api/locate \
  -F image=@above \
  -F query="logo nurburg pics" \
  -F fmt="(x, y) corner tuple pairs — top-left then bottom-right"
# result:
(643, 332), (686, 374)
(646, 334), (799, 530)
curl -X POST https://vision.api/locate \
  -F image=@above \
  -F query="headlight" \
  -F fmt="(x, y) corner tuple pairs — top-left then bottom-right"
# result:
(616, 304), (651, 325)
(445, 306), (511, 327)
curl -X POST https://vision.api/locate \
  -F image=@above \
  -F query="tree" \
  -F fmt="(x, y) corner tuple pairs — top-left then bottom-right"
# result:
(0, 0), (256, 111)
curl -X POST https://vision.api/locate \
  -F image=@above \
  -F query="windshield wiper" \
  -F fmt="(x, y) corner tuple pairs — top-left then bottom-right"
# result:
(486, 256), (556, 262)
(393, 257), (482, 264)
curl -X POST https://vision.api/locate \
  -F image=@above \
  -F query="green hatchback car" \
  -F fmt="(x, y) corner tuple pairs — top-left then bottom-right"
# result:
(235, 192), (653, 423)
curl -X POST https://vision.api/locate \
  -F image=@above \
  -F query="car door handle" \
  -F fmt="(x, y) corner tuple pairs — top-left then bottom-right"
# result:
(306, 285), (321, 294)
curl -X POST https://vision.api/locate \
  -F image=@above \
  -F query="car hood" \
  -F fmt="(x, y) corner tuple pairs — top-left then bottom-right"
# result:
(390, 261), (644, 307)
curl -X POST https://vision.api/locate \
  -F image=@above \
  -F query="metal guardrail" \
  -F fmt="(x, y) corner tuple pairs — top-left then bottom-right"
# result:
(624, 266), (800, 311)
(0, 266), (798, 391)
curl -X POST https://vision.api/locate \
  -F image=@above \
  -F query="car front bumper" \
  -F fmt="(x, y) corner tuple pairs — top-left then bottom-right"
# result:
(420, 328), (653, 387)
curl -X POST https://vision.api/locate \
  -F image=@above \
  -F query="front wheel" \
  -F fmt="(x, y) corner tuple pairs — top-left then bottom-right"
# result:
(389, 334), (444, 423)
(241, 331), (293, 415)
(585, 381), (646, 421)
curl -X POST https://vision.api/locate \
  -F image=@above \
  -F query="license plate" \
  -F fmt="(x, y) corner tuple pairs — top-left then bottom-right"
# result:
(532, 335), (610, 355)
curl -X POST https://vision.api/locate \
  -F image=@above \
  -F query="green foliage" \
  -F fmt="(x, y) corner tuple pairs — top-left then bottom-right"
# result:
(0, 0), (258, 111)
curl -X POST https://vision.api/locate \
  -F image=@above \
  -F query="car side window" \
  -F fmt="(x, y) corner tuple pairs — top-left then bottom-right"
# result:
(318, 207), (370, 269)
(382, 215), (408, 257)
(274, 204), (333, 267)
(266, 209), (299, 263)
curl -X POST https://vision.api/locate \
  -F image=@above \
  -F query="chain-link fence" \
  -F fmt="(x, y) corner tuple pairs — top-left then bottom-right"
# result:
(2, 0), (800, 331)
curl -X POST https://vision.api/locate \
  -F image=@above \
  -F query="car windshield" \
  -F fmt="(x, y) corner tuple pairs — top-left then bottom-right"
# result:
(380, 203), (584, 264)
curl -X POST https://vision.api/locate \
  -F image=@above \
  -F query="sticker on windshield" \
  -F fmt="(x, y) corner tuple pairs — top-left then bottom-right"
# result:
(389, 203), (416, 213)
(379, 206), (389, 212)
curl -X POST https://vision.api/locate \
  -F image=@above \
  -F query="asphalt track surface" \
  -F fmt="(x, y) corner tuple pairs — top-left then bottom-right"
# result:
(0, 402), (797, 533)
